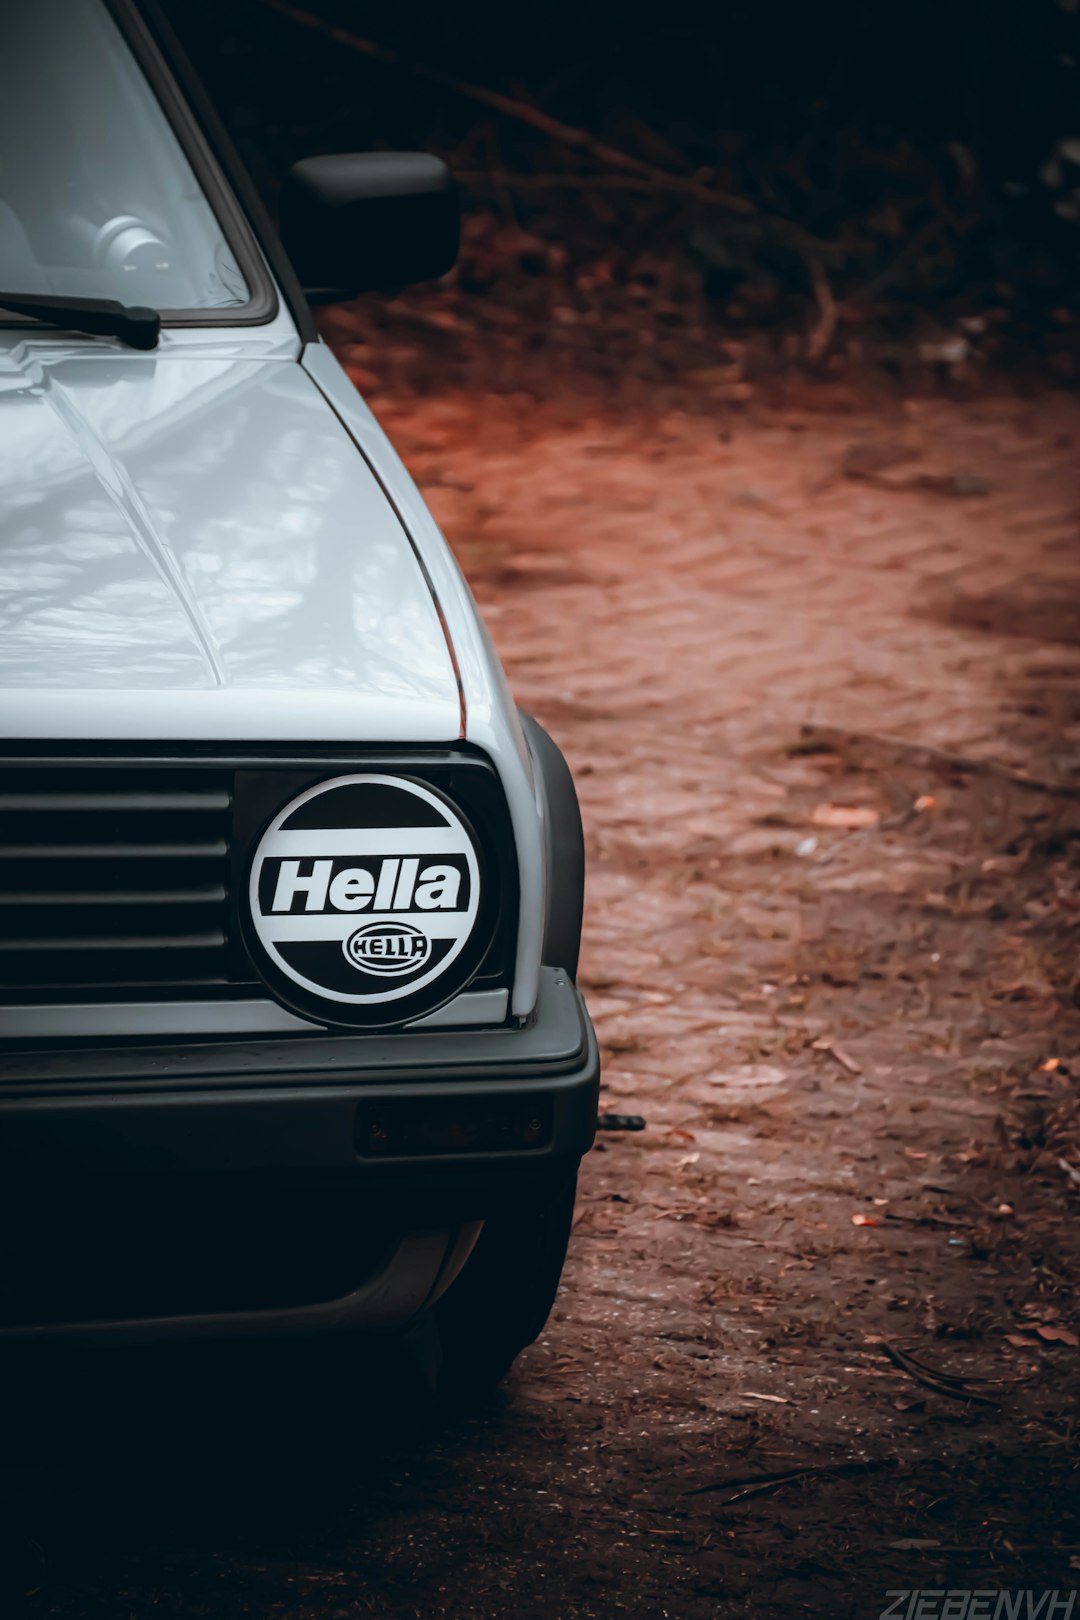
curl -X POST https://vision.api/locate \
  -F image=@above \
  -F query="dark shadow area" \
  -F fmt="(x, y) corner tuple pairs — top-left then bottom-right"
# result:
(6, 1328), (1080, 1614)
(913, 569), (1080, 783)
(919, 575), (1080, 648)
(0, 1332), (445, 1615)
(160, 0), (1080, 392)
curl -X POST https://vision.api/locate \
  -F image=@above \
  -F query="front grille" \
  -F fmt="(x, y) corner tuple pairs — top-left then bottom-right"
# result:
(0, 748), (517, 1011)
(0, 767), (237, 1000)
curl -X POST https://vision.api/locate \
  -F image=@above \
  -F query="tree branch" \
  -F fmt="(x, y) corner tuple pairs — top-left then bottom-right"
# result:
(258, 0), (755, 216)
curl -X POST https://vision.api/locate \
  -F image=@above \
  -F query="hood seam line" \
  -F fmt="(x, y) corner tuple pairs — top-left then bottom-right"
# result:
(41, 371), (228, 689)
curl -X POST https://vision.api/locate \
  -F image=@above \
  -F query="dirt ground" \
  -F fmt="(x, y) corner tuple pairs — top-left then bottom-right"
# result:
(7, 377), (1080, 1619)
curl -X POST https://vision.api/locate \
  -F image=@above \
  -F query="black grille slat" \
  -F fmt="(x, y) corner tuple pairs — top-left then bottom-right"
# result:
(0, 933), (226, 952)
(0, 900), (225, 948)
(0, 791), (230, 812)
(0, 858), (227, 895)
(0, 767), (237, 1001)
(0, 959), (232, 990)
(0, 886), (227, 906)
(0, 842), (228, 859)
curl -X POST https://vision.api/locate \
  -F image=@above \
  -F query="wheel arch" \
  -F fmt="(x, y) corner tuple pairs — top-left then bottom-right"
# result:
(519, 713), (584, 982)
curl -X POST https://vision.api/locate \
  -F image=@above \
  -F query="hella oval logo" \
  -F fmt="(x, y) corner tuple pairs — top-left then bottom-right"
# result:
(343, 921), (432, 977)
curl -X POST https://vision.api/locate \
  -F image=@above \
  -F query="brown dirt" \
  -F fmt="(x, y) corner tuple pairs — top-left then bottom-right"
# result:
(9, 379), (1080, 1618)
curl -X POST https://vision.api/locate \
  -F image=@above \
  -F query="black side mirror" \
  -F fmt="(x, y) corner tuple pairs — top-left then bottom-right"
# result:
(279, 153), (459, 303)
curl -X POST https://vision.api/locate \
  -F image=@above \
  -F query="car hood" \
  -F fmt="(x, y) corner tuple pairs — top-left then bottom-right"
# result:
(0, 343), (461, 742)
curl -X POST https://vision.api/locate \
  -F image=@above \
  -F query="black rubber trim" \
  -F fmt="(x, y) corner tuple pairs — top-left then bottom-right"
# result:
(128, 0), (318, 340)
(520, 714), (585, 981)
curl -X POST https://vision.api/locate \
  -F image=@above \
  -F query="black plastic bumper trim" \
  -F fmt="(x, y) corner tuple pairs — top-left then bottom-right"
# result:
(0, 971), (598, 1177)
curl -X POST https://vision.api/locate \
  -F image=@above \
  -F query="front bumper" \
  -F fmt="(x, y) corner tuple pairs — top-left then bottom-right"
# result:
(0, 969), (596, 1183)
(0, 969), (598, 1338)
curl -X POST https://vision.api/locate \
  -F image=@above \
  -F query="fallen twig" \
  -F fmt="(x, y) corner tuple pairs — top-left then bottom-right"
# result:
(880, 1342), (1000, 1406)
(887, 1541), (1080, 1555)
(457, 171), (735, 193)
(847, 218), (944, 306)
(884, 1210), (967, 1231)
(811, 1038), (862, 1074)
(686, 1457), (895, 1502)
(1057, 1156), (1080, 1190)
(805, 257), (839, 362)
(887, 1343), (1032, 1387)
(800, 218), (940, 361)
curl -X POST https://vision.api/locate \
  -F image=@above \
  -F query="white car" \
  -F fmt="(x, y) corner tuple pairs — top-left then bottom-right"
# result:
(0, 0), (597, 1393)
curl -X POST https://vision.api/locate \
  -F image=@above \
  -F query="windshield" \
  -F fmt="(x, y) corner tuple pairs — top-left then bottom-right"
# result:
(0, 0), (249, 312)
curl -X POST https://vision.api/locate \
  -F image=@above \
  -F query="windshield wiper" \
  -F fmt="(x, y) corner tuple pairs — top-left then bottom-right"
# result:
(0, 292), (161, 350)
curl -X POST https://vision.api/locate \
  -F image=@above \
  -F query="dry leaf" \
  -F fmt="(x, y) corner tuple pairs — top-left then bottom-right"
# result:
(1036, 1325), (1079, 1346)
(811, 803), (881, 830)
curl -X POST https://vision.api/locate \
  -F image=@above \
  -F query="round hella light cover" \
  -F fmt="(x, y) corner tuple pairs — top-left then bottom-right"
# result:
(247, 774), (484, 1025)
